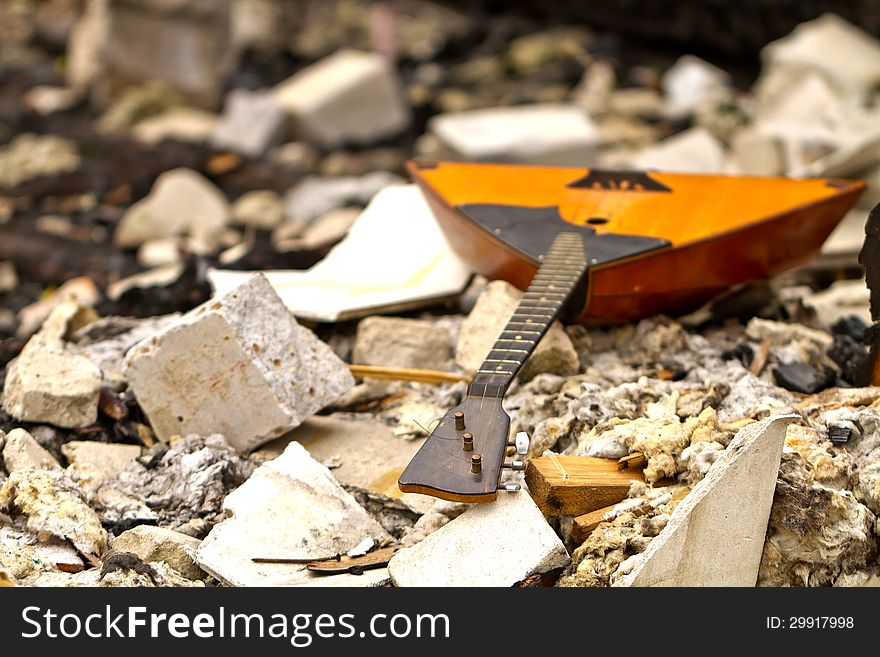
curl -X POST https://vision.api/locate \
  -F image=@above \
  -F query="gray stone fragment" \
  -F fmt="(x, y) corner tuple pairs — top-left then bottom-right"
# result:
(67, 0), (237, 108)
(196, 441), (389, 586)
(389, 491), (569, 586)
(61, 441), (141, 480)
(0, 134), (81, 188)
(114, 168), (230, 251)
(353, 316), (451, 370)
(613, 415), (797, 587)
(2, 428), (61, 473)
(125, 274), (354, 452)
(105, 434), (256, 537)
(231, 190), (284, 230)
(112, 525), (204, 580)
(429, 104), (600, 166)
(210, 89), (285, 157)
(272, 49), (410, 147)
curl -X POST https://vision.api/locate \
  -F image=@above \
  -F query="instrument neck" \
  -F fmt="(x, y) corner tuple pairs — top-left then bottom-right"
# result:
(467, 232), (589, 399)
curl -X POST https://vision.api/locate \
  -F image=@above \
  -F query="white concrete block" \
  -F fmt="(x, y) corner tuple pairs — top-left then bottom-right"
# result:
(388, 490), (570, 586)
(613, 414), (797, 587)
(124, 274), (354, 452)
(429, 103), (600, 166)
(273, 49), (410, 147)
(195, 441), (388, 586)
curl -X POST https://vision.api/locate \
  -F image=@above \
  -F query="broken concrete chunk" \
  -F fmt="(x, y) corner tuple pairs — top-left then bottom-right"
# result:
(389, 491), (569, 586)
(132, 107), (218, 144)
(761, 14), (880, 98)
(3, 333), (102, 429)
(210, 88), (285, 157)
(613, 415), (796, 586)
(456, 280), (578, 379)
(282, 171), (403, 226)
(114, 168), (230, 251)
(0, 469), (108, 557)
(273, 49), (410, 147)
(231, 189), (284, 231)
(112, 525), (203, 580)
(196, 441), (388, 586)
(2, 428), (61, 473)
(0, 261), (16, 293)
(125, 274), (354, 452)
(630, 126), (728, 174)
(429, 103), (600, 166)
(61, 441), (141, 480)
(67, 0), (237, 107)
(353, 316), (451, 370)
(662, 54), (731, 117)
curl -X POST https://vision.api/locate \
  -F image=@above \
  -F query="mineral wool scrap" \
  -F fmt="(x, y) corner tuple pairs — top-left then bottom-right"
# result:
(124, 274), (354, 452)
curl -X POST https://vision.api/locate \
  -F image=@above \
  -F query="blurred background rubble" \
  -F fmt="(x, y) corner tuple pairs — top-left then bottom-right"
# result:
(2, 0), (880, 588)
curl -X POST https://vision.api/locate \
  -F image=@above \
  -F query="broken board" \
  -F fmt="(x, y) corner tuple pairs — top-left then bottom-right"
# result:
(525, 455), (646, 516)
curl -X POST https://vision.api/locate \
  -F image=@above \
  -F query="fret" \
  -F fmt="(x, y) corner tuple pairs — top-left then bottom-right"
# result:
(467, 232), (590, 400)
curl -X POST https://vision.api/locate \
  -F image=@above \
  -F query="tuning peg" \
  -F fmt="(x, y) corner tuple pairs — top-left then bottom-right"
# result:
(507, 432), (530, 456)
(502, 460), (526, 471)
(499, 482), (521, 493)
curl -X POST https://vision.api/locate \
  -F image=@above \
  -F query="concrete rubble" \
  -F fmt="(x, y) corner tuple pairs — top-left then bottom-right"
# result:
(389, 491), (569, 587)
(210, 89), (285, 158)
(2, 428), (61, 473)
(4, 3), (880, 591)
(272, 49), (410, 147)
(196, 441), (388, 586)
(353, 316), (451, 371)
(428, 103), (600, 166)
(112, 525), (204, 580)
(114, 168), (230, 252)
(125, 274), (354, 451)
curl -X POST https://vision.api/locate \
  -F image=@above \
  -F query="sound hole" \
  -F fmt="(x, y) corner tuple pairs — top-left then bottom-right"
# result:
(587, 217), (609, 225)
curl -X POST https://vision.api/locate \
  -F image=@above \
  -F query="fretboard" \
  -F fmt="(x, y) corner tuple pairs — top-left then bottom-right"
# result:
(467, 232), (589, 398)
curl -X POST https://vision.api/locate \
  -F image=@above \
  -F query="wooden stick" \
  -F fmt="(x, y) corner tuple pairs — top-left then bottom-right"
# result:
(617, 452), (647, 470)
(525, 455), (645, 517)
(348, 364), (471, 385)
(571, 503), (620, 544)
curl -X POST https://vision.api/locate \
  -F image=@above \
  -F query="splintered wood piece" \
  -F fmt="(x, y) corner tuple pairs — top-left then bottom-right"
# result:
(617, 452), (646, 470)
(306, 547), (399, 575)
(571, 504), (620, 544)
(749, 338), (772, 376)
(525, 455), (645, 517)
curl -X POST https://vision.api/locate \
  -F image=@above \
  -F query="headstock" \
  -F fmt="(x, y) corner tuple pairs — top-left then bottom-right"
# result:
(398, 395), (523, 503)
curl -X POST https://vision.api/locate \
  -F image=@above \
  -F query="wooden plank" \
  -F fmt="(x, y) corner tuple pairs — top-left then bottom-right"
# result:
(571, 504), (620, 544)
(525, 455), (645, 517)
(348, 364), (471, 385)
